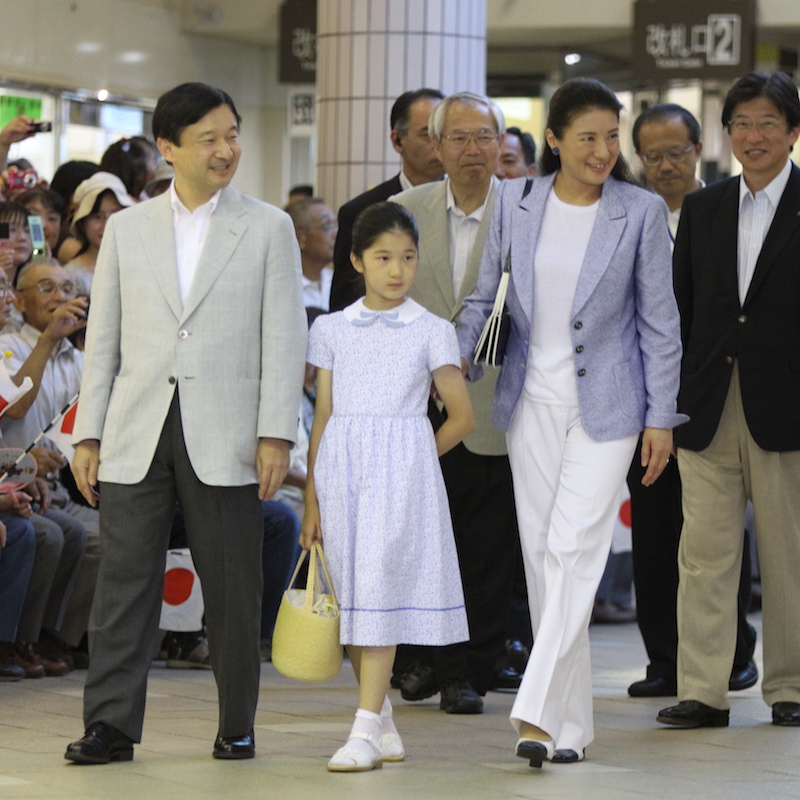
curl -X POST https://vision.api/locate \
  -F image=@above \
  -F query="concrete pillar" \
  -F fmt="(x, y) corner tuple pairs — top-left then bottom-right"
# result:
(316, 0), (487, 210)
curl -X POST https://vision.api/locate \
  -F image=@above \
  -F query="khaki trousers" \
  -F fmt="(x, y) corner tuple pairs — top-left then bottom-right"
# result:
(677, 364), (800, 709)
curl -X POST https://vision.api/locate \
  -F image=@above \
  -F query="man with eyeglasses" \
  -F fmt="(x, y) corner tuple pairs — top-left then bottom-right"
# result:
(284, 197), (338, 310)
(658, 71), (800, 730)
(0, 260), (99, 673)
(626, 104), (758, 701)
(389, 92), (520, 714)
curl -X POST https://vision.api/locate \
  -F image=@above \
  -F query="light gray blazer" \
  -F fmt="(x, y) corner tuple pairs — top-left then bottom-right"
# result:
(73, 186), (308, 486)
(457, 173), (687, 441)
(392, 177), (506, 456)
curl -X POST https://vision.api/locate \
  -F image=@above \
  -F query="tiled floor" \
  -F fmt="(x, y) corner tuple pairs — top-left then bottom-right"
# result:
(2, 612), (799, 800)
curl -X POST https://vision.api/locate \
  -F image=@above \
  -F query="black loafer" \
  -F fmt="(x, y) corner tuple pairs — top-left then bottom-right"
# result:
(439, 680), (483, 714)
(489, 665), (523, 692)
(65, 722), (134, 764)
(628, 675), (677, 698)
(400, 664), (438, 702)
(772, 702), (800, 726)
(213, 731), (255, 759)
(657, 700), (729, 728)
(729, 659), (759, 691)
(552, 748), (585, 763)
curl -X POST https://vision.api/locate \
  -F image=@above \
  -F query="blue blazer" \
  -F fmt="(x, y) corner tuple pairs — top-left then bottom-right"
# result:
(457, 173), (688, 442)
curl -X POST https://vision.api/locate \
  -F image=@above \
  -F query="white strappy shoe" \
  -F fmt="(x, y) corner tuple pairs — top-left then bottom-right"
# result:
(327, 732), (383, 772)
(380, 731), (405, 762)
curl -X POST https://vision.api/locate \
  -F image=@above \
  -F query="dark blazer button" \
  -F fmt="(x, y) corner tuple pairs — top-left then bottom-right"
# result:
(578, 368), (586, 377)
(575, 345), (584, 353)
(168, 376), (176, 384)
(574, 321), (583, 329)
(738, 314), (747, 323)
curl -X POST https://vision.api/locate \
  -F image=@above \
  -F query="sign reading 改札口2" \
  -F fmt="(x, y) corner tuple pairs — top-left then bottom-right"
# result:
(633, 0), (755, 82)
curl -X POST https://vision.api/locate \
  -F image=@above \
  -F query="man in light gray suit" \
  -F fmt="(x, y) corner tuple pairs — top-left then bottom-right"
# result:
(64, 83), (307, 764)
(391, 92), (519, 713)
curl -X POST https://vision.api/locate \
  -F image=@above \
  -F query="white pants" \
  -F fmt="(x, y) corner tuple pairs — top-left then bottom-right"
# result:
(508, 396), (637, 751)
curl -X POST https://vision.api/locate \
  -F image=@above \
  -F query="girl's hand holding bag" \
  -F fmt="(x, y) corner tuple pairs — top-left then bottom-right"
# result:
(271, 541), (343, 682)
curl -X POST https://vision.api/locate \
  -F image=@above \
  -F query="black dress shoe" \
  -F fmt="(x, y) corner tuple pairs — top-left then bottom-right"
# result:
(439, 679), (483, 714)
(729, 659), (759, 691)
(552, 748), (585, 763)
(628, 675), (677, 698)
(400, 664), (438, 702)
(65, 722), (134, 764)
(213, 731), (255, 759)
(505, 639), (530, 673)
(489, 664), (523, 692)
(657, 700), (729, 728)
(772, 702), (800, 726)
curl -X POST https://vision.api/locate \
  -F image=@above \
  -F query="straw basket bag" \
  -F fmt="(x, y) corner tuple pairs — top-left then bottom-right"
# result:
(272, 542), (343, 682)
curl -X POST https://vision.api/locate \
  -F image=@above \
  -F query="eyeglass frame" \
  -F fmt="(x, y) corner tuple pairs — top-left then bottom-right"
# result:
(16, 278), (77, 298)
(639, 144), (696, 167)
(0, 278), (13, 297)
(726, 115), (785, 136)
(440, 129), (499, 150)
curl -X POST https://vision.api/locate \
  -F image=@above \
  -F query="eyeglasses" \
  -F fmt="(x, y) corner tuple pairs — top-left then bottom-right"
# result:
(441, 129), (498, 149)
(17, 278), (76, 298)
(310, 220), (338, 234)
(727, 116), (784, 135)
(640, 145), (695, 166)
(0, 279), (11, 297)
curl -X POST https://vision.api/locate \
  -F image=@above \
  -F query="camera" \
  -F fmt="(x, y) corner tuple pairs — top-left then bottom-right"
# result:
(6, 166), (39, 192)
(29, 121), (52, 133)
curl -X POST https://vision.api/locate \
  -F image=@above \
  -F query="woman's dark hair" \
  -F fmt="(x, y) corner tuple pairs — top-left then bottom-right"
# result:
(72, 189), (115, 254)
(49, 161), (101, 205)
(16, 187), (66, 219)
(0, 200), (28, 225)
(351, 202), (419, 260)
(541, 78), (636, 185)
(100, 137), (156, 198)
(152, 82), (241, 146)
(722, 70), (800, 130)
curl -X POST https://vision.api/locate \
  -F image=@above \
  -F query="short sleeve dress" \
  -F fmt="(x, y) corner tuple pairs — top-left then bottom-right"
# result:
(307, 297), (469, 647)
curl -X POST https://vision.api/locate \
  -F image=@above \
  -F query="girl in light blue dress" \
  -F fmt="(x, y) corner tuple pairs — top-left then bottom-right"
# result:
(301, 202), (474, 773)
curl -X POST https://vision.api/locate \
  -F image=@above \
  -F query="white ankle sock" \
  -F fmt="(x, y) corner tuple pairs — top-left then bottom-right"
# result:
(344, 709), (381, 760)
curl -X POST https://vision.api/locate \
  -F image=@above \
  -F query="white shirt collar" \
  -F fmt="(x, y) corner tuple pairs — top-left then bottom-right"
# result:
(738, 159), (792, 212)
(169, 181), (221, 219)
(445, 176), (496, 220)
(342, 297), (426, 326)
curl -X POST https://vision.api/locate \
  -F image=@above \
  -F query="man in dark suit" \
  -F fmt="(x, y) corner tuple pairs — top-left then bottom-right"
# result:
(658, 72), (800, 729)
(627, 103), (757, 698)
(329, 88), (444, 311)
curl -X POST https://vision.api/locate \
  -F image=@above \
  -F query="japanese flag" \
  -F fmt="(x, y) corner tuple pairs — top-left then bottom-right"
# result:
(160, 548), (205, 632)
(50, 400), (79, 465)
(0, 358), (33, 418)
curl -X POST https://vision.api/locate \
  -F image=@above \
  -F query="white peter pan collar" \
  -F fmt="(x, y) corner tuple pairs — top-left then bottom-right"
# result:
(342, 297), (426, 327)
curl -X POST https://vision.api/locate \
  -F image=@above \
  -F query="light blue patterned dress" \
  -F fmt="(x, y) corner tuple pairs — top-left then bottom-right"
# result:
(307, 297), (469, 647)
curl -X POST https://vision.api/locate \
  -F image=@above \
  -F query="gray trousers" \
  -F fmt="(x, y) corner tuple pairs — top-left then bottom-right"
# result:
(83, 395), (264, 742)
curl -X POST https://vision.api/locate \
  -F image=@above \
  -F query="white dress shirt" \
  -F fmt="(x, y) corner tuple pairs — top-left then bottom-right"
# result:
(737, 159), (791, 305)
(301, 265), (333, 310)
(170, 182), (221, 307)
(446, 177), (495, 298)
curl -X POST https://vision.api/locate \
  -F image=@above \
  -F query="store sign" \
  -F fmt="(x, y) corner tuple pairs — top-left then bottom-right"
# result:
(0, 95), (42, 127)
(633, 0), (755, 82)
(280, 0), (317, 84)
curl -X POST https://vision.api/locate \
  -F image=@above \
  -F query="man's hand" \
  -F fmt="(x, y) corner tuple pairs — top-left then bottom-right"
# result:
(73, 440), (101, 507)
(640, 427), (673, 487)
(0, 519), (6, 548)
(28, 477), (52, 512)
(30, 446), (66, 477)
(42, 297), (88, 343)
(256, 438), (291, 501)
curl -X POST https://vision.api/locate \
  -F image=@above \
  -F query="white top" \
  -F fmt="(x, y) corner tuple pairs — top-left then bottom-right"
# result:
(301, 265), (333, 310)
(169, 182), (221, 307)
(525, 188), (599, 405)
(737, 159), (791, 305)
(446, 177), (494, 299)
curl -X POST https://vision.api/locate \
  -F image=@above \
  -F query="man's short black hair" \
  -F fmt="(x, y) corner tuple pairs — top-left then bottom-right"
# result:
(632, 103), (702, 151)
(722, 71), (800, 130)
(152, 82), (242, 146)
(390, 88), (445, 133)
(504, 126), (537, 166)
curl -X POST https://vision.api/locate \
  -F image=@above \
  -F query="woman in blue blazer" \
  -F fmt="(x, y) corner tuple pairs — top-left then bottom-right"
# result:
(458, 79), (686, 767)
